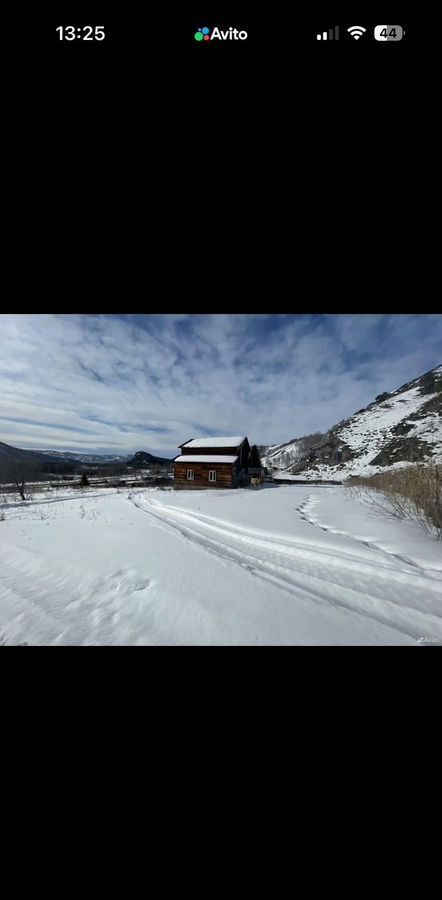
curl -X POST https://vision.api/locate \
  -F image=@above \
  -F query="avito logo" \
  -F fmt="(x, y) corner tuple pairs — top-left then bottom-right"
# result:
(194, 25), (248, 42)
(194, 27), (211, 41)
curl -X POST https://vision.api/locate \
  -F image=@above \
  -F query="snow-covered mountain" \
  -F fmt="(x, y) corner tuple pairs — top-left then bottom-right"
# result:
(261, 365), (442, 480)
(37, 450), (129, 464)
(260, 433), (325, 470)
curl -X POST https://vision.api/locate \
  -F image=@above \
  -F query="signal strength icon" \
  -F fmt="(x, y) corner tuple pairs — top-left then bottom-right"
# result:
(347, 25), (366, 40)
(316, 26), (340, 40)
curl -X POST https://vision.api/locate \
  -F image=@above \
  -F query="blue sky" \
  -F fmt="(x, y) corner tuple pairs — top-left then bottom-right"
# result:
(0, 314), (441, 458)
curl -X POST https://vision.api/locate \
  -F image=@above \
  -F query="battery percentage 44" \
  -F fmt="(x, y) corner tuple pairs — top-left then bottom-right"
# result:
(374, 25), (404, 41)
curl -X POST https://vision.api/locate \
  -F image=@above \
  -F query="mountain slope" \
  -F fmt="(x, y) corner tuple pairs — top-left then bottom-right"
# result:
(262, 365), (442, 480)
(260, 433), (326, 470)
(0, 442), (63, 467)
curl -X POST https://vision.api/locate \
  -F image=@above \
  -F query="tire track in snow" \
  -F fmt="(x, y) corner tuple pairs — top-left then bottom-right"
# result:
(135, 494), (441, 590)
(129, 493), (442, 642)
(143, 495), (439, 579)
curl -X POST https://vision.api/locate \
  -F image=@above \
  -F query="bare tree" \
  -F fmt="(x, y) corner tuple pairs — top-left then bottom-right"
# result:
(2, 462), (38, 501)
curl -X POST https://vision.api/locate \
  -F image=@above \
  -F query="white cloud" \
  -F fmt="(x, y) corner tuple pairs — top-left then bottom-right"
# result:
(0, 314), (440, 455)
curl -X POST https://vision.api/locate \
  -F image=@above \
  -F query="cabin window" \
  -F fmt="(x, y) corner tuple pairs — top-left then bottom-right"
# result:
(187, 469), (194, 480)
(208, 470), (217, 482)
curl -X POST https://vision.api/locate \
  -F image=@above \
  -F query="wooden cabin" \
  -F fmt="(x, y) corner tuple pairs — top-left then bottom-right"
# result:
(173, 436), (250, 489)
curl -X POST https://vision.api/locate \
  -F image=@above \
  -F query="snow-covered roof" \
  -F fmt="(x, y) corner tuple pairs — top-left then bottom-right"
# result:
(180, 436), (246, 449)
(174, 455), (239, 464)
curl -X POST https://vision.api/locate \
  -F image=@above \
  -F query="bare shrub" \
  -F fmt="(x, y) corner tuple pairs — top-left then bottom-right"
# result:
(10, 481), (36, 502)
(1, 462), (40, 502)
(345, 465), (442, 539)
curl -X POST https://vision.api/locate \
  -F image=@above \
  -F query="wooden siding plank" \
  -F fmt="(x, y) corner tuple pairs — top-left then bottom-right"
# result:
(173, 461), (236, 487)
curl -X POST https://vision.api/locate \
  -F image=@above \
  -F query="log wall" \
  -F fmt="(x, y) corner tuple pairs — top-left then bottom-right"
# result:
(173, 462), (236, 488)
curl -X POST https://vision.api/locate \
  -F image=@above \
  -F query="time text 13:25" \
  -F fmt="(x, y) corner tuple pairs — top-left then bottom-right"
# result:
(56, 26), (106, 41)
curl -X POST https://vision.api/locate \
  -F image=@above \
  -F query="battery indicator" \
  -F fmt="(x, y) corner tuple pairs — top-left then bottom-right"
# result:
(374, 25), (404, 41)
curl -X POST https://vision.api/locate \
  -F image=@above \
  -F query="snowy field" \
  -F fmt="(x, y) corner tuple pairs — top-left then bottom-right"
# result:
(0, 484), (441, 646)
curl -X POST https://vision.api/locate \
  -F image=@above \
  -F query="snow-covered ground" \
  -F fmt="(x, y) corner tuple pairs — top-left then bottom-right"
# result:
(0, 484), (441, 646)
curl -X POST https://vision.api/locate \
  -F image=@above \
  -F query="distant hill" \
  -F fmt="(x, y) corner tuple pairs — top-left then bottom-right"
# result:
(0, 442), (62, 467)
(37, 450), (129, 464)
(0, 441), (173, 476)
(125, 451), (173, 468)
(37, 449), (173, 467)
(259, 433), (326, 471)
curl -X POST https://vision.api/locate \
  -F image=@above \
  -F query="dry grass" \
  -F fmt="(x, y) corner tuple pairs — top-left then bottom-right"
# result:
(345, 465), (442, 540)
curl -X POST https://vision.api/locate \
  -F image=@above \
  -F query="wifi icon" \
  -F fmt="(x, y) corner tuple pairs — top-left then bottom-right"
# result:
(347, 25), (366, 40)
